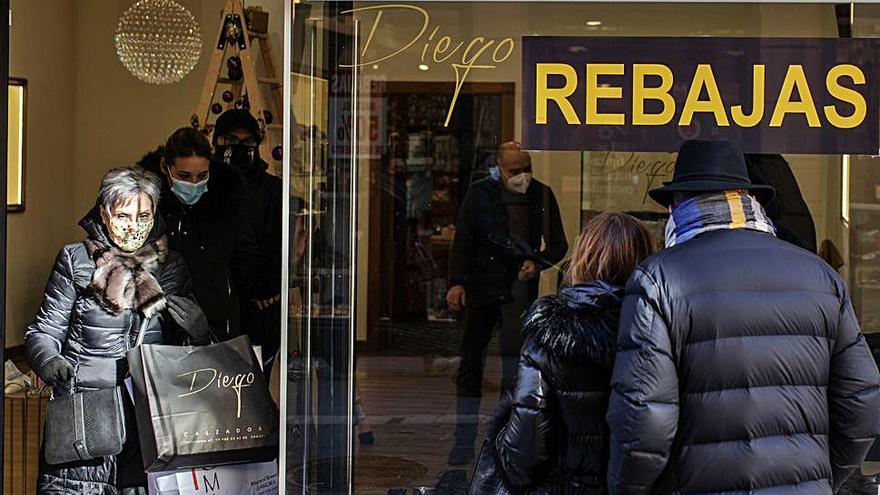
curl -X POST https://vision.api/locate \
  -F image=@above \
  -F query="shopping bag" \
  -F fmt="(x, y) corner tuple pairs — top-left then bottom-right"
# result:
(128, 335), (279, 471)
(147, 460), (278, 495)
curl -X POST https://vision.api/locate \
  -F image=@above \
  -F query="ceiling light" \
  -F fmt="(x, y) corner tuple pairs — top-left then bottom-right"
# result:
(586, 20), (602, 26)
(418, 64), (429, 71)
(115, 0), (202, 85)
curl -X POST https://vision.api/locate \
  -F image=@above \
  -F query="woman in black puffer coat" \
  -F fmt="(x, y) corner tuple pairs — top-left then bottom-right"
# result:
(137, 128), (263, 341)
(473, 213), (653, 495)
(25, 167), (211, 494)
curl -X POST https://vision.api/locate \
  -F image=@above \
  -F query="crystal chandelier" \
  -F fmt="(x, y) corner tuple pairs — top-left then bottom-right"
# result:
(115, 0), (202, 85)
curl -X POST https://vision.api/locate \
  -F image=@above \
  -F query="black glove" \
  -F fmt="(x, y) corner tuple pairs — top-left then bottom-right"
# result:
(41, 356), (74, 387)
(166, 295), (213, 345)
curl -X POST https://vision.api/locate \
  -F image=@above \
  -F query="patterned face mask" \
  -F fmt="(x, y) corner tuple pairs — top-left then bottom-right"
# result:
(106, 216), (154, 252)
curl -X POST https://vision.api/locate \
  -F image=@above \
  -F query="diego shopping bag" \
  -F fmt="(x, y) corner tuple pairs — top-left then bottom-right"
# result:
(127, 335), (278, 472)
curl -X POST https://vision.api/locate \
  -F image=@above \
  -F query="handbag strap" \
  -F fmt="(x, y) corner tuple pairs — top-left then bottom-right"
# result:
(71, 393), (91, 460)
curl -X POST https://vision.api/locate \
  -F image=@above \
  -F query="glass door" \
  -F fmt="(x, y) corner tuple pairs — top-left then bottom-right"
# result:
(283, 1), (359, 493)
(283, 2), (880, 494)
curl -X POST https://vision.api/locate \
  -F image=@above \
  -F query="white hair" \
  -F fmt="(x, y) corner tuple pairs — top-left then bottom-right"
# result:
(98, 166), (161, 214)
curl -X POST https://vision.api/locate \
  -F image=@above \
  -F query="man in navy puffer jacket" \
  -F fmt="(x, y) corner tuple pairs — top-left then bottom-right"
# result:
(607, 140), (880, 495)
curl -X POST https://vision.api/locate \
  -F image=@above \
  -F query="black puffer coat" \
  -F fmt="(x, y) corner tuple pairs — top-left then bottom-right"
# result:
(139, 152), (262, 339)
(25, 208), (191, 493)
(607, 229), (880, 495)
(489, 282), (622, 495)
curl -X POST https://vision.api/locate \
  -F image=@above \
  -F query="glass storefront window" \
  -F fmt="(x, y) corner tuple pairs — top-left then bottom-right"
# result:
(283, 3), (880, 493)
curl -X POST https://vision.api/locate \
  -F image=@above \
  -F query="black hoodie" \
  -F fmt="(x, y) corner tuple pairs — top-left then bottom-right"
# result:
(486, 281), (623, 495)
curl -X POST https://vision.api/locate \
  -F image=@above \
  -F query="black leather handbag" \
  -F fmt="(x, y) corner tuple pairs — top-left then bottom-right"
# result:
(42, 318), (155, 465)
(44, 384), (126, 465)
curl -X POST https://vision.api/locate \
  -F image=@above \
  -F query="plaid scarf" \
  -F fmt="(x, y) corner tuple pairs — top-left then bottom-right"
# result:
(664, 191), (776, 248)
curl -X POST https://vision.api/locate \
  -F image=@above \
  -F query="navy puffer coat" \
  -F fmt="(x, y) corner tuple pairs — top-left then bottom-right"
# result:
(607, 229), (880, 495)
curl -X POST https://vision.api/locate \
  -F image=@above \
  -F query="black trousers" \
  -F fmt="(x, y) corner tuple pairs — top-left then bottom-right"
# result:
(241, 301), (282, 376)
(453, 280), (532, 447)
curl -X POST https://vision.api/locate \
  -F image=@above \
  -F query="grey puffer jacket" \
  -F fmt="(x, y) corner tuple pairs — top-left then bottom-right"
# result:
(26, 208), (191, 494)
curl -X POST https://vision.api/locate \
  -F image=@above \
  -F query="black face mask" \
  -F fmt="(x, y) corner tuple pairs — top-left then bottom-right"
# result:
(217, 144), (260, 173)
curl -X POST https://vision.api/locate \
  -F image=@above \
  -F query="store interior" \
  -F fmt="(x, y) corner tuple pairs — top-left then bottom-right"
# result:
(2, 1), (285, 492)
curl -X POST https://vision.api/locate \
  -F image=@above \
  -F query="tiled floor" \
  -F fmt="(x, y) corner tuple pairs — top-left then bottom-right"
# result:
(352, 354), (504, 494)
(350, 351), (880, 495)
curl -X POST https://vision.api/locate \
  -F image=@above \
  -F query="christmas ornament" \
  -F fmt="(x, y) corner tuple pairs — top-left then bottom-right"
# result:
(211, 103), (223, 115)
(115, 0), (202, 85)
(272, 145), (283, 161)
(264, 110), (274, 125)
(222, 90), (234, 103)
(226, 56), (243, 81)
(235, 95), (251, 111)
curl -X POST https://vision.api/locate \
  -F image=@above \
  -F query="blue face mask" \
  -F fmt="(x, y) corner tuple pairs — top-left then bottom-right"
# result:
(170, 176), (209, 205)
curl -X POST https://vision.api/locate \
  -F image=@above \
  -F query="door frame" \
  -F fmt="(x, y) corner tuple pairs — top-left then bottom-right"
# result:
(0, 0), (11, 490)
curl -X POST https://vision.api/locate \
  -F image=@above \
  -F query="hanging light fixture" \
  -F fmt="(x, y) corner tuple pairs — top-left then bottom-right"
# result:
(115, 0), (202, 85)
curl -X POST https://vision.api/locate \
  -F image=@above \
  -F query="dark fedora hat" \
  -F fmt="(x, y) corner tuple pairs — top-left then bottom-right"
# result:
(649, 140), (776, 208)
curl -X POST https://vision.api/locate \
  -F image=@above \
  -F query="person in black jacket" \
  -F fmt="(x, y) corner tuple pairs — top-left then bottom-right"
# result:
(474, 213), (653, 495)
(745, 153), (818, 253)
(446, 141), (568, 465)
(139, 127), (263, 340)
(213, 109), (283, 369)
(26, 166), (210, 494)
(607, 140), (880, 495)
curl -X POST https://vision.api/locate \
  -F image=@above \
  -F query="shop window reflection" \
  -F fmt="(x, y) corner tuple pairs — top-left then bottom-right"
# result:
(848, 155), (880, 333)
(287, 2), (880, 494)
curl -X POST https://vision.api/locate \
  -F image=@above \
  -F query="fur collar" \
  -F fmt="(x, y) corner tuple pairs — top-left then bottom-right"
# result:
(523, 281), (623, 367)
(83, 236), (168, 318)
(79, 207), (169, 318)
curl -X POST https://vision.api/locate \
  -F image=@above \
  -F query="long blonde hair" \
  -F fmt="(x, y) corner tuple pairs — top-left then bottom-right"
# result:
(564, 213), (654, 286)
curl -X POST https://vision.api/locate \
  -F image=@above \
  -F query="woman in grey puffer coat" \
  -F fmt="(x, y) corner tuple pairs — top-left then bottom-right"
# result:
(25, 167), (212, 494)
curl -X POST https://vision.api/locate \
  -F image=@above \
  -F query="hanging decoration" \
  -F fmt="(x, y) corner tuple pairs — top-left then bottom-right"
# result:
(226, 56), (244, 81)
(272, 146), (283, 161)
(115, 0), (202, 85)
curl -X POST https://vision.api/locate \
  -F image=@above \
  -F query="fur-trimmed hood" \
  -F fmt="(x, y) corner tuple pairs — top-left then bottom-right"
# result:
(523, 281), (623, 367)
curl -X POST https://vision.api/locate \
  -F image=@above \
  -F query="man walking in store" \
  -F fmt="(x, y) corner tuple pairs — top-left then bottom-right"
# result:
(446, 141), (567, 465)
(606, 140), (880, 494)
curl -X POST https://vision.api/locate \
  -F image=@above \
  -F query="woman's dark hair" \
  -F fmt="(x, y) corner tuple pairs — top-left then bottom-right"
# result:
(161, 127), (212, 166)
(564, 213), (654, 286)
